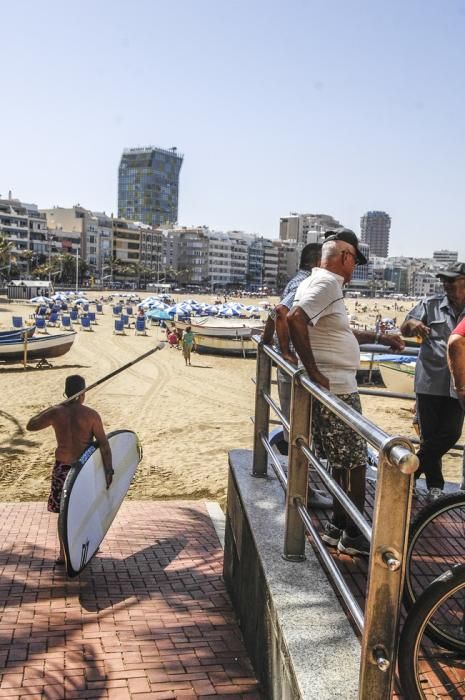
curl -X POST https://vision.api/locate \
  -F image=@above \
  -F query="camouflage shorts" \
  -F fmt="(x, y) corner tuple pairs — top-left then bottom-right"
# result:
(312, 393), (367, 470)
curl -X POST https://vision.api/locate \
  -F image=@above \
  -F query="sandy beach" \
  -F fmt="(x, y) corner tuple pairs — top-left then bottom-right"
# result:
(1, 293), (464, 509)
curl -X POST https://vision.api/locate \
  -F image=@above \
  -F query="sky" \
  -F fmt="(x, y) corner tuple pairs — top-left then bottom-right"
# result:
(2, 0), (465, 259)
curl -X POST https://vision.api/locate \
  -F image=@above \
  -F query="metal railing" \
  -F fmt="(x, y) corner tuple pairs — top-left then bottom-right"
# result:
(252, 337), (419, 699)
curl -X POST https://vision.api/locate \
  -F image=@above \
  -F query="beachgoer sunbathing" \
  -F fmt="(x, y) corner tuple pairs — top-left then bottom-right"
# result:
(26, 375), (113, 565)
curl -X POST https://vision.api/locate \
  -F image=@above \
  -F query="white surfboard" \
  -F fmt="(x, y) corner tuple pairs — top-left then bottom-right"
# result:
(59, 430), (142, 578)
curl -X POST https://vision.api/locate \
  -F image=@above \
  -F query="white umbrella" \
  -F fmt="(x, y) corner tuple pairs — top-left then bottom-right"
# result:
(30, 296), (52, 304)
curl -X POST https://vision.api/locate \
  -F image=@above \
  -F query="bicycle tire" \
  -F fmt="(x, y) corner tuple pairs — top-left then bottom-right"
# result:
(399, 564), (465, 698)
(405, 491), (465, 610)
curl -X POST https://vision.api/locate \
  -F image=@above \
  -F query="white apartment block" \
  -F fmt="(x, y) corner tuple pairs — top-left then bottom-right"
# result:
(433, 250), (458, 267)
(411, 271), (443, 297)
(0, 196), (49, 276)
(280, 213), (341, 246)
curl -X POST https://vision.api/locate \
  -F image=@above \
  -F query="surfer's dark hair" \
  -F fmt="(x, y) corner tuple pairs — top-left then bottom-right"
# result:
(65, 374), (85, 398)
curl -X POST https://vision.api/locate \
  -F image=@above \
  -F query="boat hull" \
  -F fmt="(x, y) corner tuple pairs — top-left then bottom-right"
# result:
(379, 362), (415, 394)
(194, 334), (256, 356)
(0, 332), (77, 362)
(175, 318), (263, 338)
(0, 326), (35, 341)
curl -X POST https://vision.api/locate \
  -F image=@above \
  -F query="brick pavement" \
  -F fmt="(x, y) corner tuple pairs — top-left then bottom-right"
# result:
(0, 501), (262, 699)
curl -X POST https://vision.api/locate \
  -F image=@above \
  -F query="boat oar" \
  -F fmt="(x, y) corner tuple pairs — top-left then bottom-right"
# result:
(62, 342), (166, 405)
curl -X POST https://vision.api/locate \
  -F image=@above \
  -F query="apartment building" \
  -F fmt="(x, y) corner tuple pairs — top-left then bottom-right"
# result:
(433, 250), (458, 267)
(0, 197), (49, 275)
(118, 146), (183, 228)
(279, 213), (341, 245)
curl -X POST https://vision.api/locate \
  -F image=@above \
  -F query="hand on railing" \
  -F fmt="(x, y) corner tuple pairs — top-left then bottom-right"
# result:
(282, 351), (298, 366)
(308, 369), (330, 390)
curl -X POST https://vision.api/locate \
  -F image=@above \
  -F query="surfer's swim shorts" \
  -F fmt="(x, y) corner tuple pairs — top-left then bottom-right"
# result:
(47, 461), (72, 513)
(311, 392), (368, 470)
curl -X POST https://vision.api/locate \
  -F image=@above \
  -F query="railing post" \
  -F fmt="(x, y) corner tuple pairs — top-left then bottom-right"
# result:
(283, 372), (311, 561)
(252, 342), (272, 477)
(359, 438), (416, 699)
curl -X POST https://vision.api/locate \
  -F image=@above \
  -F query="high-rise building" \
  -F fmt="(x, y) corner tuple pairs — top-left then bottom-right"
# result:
(360, 211), (391, 257)
(118, 146), (184, 228)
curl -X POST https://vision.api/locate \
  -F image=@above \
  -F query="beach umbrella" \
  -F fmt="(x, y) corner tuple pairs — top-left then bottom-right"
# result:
(30, 296), (52, 304)
(146, 309), (172, 321)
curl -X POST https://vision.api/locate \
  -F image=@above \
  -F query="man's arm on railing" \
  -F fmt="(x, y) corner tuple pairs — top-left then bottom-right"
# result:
(287, 306), (329, 389)
(261, 314), (275, 345)
(276, 304), (298, 366)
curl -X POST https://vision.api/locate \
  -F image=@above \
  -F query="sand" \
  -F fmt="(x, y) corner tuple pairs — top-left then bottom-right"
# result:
(0, 293), (463, 509)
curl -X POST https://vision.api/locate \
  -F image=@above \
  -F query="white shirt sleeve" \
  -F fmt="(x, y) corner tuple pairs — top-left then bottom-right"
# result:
(295, 277), (340, 326)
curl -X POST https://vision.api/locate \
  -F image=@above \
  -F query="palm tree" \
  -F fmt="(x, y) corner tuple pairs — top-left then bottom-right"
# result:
(0, 234), (14, 281)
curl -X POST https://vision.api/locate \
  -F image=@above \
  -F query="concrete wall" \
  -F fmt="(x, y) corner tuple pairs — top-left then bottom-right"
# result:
(224, 449), (360, 699)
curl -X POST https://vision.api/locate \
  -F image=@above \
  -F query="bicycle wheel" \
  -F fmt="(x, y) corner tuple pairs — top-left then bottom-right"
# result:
(399, 565), (465, 698)
(405, 491), (465, 610)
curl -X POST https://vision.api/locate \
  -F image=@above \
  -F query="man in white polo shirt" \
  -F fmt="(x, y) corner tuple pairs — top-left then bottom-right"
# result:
(288, 229), (404, 556)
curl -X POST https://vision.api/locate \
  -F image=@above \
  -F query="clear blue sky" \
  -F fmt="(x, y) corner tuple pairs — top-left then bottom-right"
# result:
(2, 0), (465, 259)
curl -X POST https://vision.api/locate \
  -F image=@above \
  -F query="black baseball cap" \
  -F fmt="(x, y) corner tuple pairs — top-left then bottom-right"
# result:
(323, 228), (368, 266)
(436, 262), (465, 279)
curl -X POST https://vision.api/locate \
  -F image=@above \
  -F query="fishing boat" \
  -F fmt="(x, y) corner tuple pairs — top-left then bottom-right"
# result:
(357, 353), (383, 386)
(0, 326), (35, 341)
(193, 333), (256, 356)
(378, 356), (416, 394)
(0, 332), (77, 363)
(175, 317), (264, 339)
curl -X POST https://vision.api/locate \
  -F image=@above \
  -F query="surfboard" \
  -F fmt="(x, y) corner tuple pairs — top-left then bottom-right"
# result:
(58, 430), (142, 578)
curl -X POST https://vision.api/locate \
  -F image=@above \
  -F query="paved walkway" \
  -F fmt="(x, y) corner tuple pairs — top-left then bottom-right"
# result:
(0, 501), (261, 699)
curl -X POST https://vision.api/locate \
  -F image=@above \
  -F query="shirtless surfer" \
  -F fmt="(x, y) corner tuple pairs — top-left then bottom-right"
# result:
(27, 374), (113, 564)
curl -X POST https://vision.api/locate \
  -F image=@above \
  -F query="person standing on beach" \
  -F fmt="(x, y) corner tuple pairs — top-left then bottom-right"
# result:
(401, 262), (465, 500)
(288, 229), (405, 556)
(262, 243), (331, 510)
(26, 375), (113, 564)
(182, 326), (195, 366)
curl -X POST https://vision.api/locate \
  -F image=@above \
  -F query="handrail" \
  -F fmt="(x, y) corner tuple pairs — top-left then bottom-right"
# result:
(251, 335), (418, 699)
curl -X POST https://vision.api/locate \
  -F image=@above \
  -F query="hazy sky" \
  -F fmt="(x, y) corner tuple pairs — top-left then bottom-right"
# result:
(2, 0), (465, 259)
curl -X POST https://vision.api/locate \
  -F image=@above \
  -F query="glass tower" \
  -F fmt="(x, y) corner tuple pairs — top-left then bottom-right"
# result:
(118, 146), (183, 227)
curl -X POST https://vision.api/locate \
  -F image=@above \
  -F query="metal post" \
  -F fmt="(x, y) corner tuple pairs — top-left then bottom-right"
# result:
(252, 342), (272, 477)
(359, 437), (417, 699)
(283, 372), (311, 561)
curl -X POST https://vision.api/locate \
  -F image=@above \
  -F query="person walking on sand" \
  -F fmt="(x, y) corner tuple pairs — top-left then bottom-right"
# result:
(401, 262), (465, 500)
(26, 375), (113, 565)
(182, 326), (195, 366)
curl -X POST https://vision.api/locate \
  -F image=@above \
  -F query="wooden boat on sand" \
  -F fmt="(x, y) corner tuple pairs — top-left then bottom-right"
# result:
(378, 359), (416, 394)
(0, 332), (77, 363)
(193, 334), (256, 356)
(175, 317), (264, 339)
(0, 326), (35, 341)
